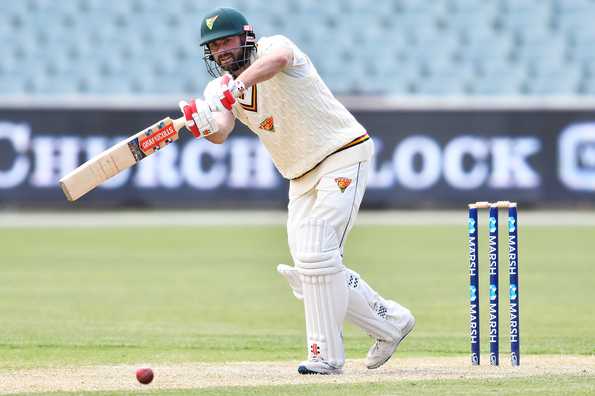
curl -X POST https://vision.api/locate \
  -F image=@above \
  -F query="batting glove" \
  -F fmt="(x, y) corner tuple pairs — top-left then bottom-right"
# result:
(210, 74), (246, 111)
(178, 98), (219, 138)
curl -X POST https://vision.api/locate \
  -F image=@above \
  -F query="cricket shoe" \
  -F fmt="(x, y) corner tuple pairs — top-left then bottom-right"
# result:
(366, 310), (416, 369)
(297, 358), (343, 375)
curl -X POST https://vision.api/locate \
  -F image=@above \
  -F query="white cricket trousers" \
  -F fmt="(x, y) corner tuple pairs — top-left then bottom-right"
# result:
(287, 161), (368, 255)
(285, 160), (410, 361)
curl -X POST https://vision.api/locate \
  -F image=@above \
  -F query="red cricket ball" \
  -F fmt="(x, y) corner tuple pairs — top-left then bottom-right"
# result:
(136, 367), (154, 385)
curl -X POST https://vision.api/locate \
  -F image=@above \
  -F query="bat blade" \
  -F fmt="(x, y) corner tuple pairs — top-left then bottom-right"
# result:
(59, 116), (186, 201)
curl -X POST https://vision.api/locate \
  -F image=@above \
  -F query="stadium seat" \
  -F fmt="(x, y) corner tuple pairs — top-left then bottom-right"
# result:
(555, 12), (595, 36)
(582, 61), (595, 79)
(471, 60), (526, 96)
(341, 0), (386, 15)
(399, 0), (446, 15)
(30, 73), (82, 95)
(2, 0), (595, 97)
(470, 79), (524, 96)
(568, 43), (595, 64)
(514, 35), (566, 64)
(527, 57), (573, 80)
(136, 0), (171, 13)
(526, 70), (581, 95)
(554, 0), (595, 14)
(479, 60), (526, 83)
(389, 12), (441, 37)
(376, 77), (414, 96)
(443, 11), (496, 42)
(287, 0), (321, 14)
(515, 25), (560, 45)
(80, 0), (137, 15)
(135, 73), (188, 95)
(447, 0), (498, 13)
(499, 0), (550, 13)
(414, 75), (468, 96)
(83, 75), (138, 95)
(457, 35), (513, 64)
(568, 27), (595, 48)
(401, 34), (458, 69)
(0, 76), (28, 95)
(580, 78), (595, 95)
(0, 1), (29, 14)
(426, 60), (477, 81)
(385, 59), (423, 84)
(496, 8), (552, 35)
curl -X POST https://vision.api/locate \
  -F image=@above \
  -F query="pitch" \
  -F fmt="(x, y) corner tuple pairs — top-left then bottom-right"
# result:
(0, 213), (593, 394)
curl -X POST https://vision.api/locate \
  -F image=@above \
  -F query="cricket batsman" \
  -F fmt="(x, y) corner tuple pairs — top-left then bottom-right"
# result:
(179, 7), (415, 375)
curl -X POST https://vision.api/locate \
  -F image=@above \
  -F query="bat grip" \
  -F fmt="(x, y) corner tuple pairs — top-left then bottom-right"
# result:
(173, 116), (187, 133)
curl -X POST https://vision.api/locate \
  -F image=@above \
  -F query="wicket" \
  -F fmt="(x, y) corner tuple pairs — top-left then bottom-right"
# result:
(468, 201), (520, 366)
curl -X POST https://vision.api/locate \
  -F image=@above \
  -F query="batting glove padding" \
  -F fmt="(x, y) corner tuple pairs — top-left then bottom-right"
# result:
(179, 99), (219, 138)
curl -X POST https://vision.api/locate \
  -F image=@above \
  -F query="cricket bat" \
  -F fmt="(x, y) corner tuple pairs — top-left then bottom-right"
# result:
(60, 76), (237, 202)
(59, 116), (187, 201)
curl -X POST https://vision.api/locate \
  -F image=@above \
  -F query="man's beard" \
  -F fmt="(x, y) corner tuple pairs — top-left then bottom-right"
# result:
(218, 52), (243, 74)
(203, 41), (254, 78)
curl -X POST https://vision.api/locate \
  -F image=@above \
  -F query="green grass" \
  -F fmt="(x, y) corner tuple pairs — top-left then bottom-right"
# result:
(13, 375), (594, 396)
(0, 223), (593, 394)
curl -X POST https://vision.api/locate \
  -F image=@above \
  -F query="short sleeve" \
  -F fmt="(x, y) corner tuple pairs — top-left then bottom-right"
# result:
(257, 35), (313, 78)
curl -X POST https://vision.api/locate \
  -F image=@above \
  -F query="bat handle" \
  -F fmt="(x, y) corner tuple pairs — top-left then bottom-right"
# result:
(173, 114), (217, 137)
(173, 116), (187, 132)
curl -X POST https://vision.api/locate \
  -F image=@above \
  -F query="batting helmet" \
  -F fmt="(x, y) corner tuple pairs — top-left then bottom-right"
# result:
(200, 7), (256, 77)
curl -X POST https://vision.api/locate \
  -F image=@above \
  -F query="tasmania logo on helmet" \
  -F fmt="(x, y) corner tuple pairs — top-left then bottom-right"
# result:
(206, 15), (218, 30)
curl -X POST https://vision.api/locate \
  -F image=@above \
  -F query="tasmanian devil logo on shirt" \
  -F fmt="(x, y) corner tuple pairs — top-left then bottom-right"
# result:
(259, 116), (274, 132)
(335, 177), (352, 192)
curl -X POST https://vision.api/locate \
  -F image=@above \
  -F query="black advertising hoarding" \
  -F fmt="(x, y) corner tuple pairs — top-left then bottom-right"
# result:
(364, 110), (595, 207)
(0, 108), (594, 208)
